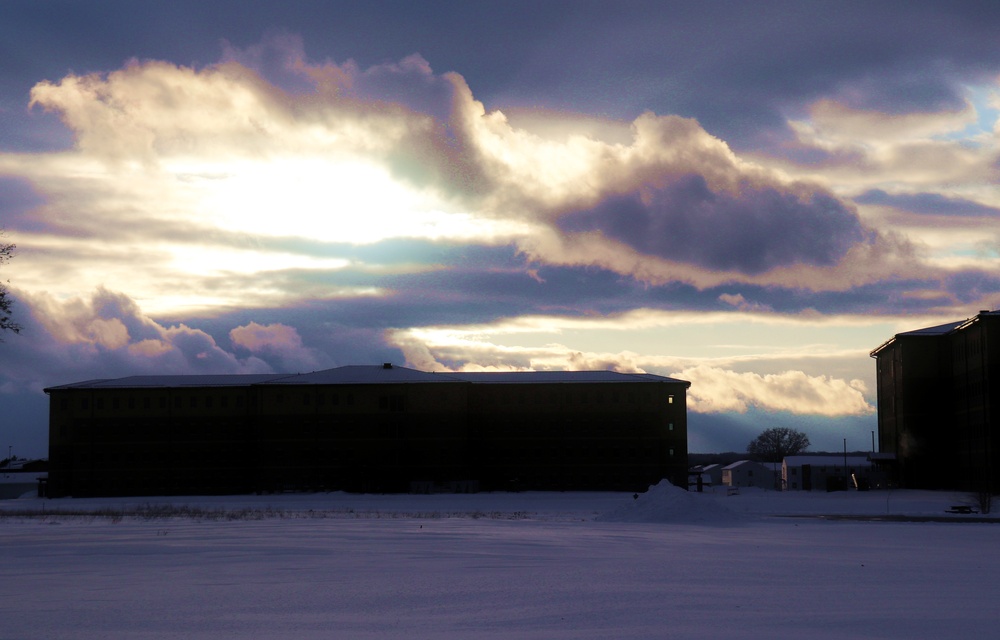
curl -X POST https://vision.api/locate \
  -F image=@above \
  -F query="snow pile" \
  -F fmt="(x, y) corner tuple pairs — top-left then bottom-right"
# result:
(595, 481), (748, 525)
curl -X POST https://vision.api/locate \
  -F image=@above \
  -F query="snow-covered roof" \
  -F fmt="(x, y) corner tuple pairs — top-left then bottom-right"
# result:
(722, 460), (763, 470)
(45, 374), (294, 390)
(870, 310), (1000, 357)
(897, 321), (965, 337)
(783, 455), (871, 468)
(46, 365), (690, 391)
(265, 365), (451, 385)
(444, 370), (689, 385)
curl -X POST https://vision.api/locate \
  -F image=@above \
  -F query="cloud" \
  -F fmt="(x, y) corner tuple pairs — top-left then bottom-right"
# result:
(672, 365), (874, 417)
(775, 96), (997, 193)
(559, 175), (866, 274)
(229, 321), (323, 372)
(855, 189), (1000, 218)
(0, 51), (921, 314)
(718, 293), (772, 312)
(5, 288), (281, 392)
(387, 309), (884, 417)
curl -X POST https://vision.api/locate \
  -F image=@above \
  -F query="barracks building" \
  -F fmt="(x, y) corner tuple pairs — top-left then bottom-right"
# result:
(871, 310), (1000, 492)
(45, 364), (690, 497)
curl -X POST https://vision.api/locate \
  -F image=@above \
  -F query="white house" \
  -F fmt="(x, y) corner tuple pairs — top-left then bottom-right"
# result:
(721, 460), (778, 489)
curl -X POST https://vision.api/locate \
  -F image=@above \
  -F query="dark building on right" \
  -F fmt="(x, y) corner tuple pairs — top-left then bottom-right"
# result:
(871, 311), (1000, 491)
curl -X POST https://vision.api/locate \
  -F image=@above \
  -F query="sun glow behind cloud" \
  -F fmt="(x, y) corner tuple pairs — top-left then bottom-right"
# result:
(173, 156), (525, 245)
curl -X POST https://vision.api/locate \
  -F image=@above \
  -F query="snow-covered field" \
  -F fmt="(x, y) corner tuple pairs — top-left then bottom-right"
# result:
(1, 484), (996, 639)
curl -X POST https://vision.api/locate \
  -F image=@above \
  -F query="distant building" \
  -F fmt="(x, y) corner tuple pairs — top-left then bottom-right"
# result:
(0, 459), (48, 499)
(45, 364), (690, 497)
(871, 311), (1000, 491)
(690, 463), (723, 486)
(721, 460), (777, 489)
(782, 455), (873, 491)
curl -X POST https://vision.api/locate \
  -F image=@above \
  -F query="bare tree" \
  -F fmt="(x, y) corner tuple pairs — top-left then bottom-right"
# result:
(0, 232), (21, 339)
(747, 427), (810, 463)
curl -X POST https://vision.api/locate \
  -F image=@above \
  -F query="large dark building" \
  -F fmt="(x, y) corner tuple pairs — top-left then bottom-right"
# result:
(871, 311), (1000, 491)
(45, 365), (690, 497)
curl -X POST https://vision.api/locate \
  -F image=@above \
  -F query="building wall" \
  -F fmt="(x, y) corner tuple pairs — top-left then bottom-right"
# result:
(873, 336), (954, 489)
(781, 458), (874, 491)
(48, 386), (258, 497)
(722, 462), (777, 489)
(948, 318), (1000, 493)
(469, 381), (687, 491)
(47, 373), (688, 497)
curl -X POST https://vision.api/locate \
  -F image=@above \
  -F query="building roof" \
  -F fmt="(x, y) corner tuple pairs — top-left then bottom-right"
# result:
(870, 310), (1000, 357)
(783, 455), (871, 468)
(722, 460), (767, 470)
(44, 374), (294, 390)
(869, 320), (964, 357)
(444, 370), (689, 385)
(264, 365), (451, 385)
(896, 321), (965, 337)
(45, 365), (690, 391)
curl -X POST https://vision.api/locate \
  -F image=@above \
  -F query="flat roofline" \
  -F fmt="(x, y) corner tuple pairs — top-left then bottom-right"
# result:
(45, 366), (691, 391)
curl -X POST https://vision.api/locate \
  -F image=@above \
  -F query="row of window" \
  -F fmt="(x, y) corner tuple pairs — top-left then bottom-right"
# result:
(478, 391), (674, 406)
(57, 390), (677, 413)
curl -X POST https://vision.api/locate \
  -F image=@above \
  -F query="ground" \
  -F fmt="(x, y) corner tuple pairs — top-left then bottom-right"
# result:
(0, 485), (994, 639)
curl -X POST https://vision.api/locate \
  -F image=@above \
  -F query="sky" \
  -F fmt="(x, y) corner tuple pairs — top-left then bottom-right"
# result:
(3, 1), (1000, 458)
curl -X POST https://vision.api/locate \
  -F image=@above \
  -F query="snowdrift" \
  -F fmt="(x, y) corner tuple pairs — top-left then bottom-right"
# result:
(596, 481), (749, 525)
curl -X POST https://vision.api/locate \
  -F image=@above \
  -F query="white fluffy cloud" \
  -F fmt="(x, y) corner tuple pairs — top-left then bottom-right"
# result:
(673, 365), (873, 417)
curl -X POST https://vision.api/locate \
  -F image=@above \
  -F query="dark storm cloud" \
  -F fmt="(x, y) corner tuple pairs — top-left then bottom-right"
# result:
(560, 175), (868, 274)
(856, 189), (1000, 218)
(6, 1), (1000, 152)
(944, 271), (1000, 305)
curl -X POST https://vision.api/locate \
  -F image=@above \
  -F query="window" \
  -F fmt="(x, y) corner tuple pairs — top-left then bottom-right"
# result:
(668, 395), (674, 404)
(668, 423), (674, 431)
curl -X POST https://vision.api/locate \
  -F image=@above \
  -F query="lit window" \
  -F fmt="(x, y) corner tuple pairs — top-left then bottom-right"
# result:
(668, 395), (674, 404)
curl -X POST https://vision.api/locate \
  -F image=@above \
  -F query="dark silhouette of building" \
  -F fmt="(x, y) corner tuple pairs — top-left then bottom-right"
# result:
(871, 311), (1000, 491)
(45, 364), (690, 497)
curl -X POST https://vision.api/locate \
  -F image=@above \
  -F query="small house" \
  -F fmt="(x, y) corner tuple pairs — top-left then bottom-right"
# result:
(722, 460), (778, 489)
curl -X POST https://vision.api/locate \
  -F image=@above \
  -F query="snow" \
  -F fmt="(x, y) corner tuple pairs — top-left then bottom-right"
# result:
(1, 485), (996, 638)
